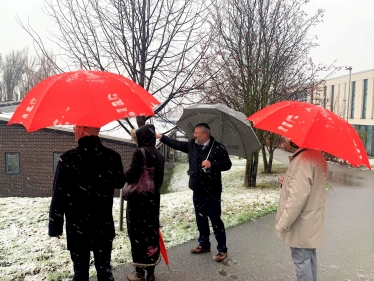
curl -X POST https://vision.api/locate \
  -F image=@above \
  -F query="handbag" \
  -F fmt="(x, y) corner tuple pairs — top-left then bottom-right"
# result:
(122, 147), (155, 200)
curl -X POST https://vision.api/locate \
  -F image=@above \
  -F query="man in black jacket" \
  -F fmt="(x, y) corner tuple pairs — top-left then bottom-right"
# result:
(49, 126), (125, 281)
(156, 123), (232, 262)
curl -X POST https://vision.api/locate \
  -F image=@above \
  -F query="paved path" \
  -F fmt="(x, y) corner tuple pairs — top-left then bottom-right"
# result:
(91, 150), (374, 281)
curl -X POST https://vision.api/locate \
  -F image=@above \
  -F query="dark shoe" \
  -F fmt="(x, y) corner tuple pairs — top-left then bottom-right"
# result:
(190, 245), (211, 254)
(127, 271), (146, 281)
(146, 273), (155, 281)
(214, 252), (227, 262)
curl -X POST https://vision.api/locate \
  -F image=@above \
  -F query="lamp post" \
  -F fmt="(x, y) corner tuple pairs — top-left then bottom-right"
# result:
(346, 66), (352, 121)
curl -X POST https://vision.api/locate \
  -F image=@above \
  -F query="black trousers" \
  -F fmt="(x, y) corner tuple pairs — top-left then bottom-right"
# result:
(193, 192), (227, 253)
(70, 244), (114, 281)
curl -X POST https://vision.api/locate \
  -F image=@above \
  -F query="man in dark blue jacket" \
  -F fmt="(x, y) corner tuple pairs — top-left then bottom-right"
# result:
(49, 126), (125, 281)
(156, 123), (232, 262)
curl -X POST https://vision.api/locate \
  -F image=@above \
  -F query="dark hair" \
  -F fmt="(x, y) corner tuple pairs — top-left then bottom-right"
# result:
(194, 123), (210, 135)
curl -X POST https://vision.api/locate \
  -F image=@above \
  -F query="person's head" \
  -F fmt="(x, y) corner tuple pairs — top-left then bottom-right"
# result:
(73, 125), (100, 142)
(135, 124), (156, 148)
(193, 123), (210, 145)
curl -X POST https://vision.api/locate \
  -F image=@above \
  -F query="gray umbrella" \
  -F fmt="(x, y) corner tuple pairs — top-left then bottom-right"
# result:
(176, 104), (262, 158)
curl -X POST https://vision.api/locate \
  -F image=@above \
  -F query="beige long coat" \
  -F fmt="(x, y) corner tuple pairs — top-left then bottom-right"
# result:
(275, 148), (328, 248)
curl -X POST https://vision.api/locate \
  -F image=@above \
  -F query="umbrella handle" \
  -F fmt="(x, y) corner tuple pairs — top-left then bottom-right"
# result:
(205, 139), (216, 161)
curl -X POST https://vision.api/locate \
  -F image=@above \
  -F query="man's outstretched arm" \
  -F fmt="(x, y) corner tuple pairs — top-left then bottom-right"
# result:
(156, 133), (190, 154)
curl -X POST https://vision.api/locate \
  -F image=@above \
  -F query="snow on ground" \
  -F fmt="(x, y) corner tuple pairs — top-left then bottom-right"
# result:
(0, 157), (285, 281)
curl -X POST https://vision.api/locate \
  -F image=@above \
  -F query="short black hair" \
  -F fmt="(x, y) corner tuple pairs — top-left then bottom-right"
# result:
(194, 123), (210, 130)
(194, 123), (210, 135)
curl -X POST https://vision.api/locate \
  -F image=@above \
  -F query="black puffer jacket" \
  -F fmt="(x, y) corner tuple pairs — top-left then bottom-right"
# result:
(49, 136), (125, 250)
(160, 135), (232, 195)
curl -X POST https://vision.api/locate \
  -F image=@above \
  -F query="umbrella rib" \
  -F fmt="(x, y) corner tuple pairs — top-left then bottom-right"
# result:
(230, 117), (251, 158)
(220, 112), (252, 158)
(110, 74), (158, 110)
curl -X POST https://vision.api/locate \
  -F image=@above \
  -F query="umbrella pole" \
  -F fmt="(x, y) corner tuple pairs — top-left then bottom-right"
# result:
(119, 189), (124, 231)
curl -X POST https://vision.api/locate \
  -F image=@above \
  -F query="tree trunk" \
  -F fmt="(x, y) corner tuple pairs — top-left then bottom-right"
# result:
(265, 149), (274, 173)
(244, 150), (259, 187)
(136, 116), (147, 127)
(261, 146), (268, 172)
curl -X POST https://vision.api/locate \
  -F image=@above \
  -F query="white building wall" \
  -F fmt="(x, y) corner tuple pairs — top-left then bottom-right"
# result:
(314, 69), (374, 155)
(316, 69), (374, 126)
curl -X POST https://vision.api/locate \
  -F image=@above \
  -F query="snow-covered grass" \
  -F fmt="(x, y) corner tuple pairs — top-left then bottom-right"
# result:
(0, 156), (285, 281)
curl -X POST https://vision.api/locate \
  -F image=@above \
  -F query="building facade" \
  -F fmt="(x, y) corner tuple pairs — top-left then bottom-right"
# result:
(0, 101), (21, 113)
(314, 69), (374, 156)
(0, 118), (136, 197)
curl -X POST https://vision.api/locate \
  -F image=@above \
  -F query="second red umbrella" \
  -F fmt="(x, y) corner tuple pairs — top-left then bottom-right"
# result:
(247, 101), (370, 169)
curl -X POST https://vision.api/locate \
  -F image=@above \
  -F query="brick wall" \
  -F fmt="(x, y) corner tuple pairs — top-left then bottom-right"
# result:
(0, 121), (136, 197)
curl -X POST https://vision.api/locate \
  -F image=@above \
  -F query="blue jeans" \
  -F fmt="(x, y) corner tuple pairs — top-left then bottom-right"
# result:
(70, 245), (114, 281)
(290, 247), (317, 281)
(193, 192), (227, 253)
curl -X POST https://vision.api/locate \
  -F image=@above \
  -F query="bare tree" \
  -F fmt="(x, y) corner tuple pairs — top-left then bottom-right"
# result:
(0, 48), (59, 101)
(1, 49), (28, 101)
(19, 50), (58, 99)
(21, 0), (214, 127)
(0, 54), (3, 99)
(196, 0), (337, 186)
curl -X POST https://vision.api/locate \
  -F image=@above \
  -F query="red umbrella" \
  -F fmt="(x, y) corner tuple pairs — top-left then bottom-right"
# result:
(8, 70), (160, 132)
(247, 101), (371, 169)
(158, 229), (170, 271)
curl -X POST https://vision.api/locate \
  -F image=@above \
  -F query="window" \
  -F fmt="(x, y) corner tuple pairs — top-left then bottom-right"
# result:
(323, 86), (327, 108)
(330, 85), (335, 112)
(362, 79), (368, 119)
(6, 152), (20, 175)
(295, 90), (307, 102)
(53, 152), (63, 173)
(350, 81), (356, 119)
(358, 125), (372, 152)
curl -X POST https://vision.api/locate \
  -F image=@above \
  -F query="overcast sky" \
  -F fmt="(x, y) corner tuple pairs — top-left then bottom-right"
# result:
(1, 0), (373, 77)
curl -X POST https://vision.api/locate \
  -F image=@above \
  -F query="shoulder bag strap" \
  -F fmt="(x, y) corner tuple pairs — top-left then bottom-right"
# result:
(139, 147), (147, 168)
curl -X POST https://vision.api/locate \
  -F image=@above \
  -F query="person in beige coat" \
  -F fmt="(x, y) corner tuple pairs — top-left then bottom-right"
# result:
(275, 145), (328, 281)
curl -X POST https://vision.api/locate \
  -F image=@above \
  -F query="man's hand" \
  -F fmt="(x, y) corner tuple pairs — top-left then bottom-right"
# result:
(156, 133), (162, 139)
(202, 160), (211, 170)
